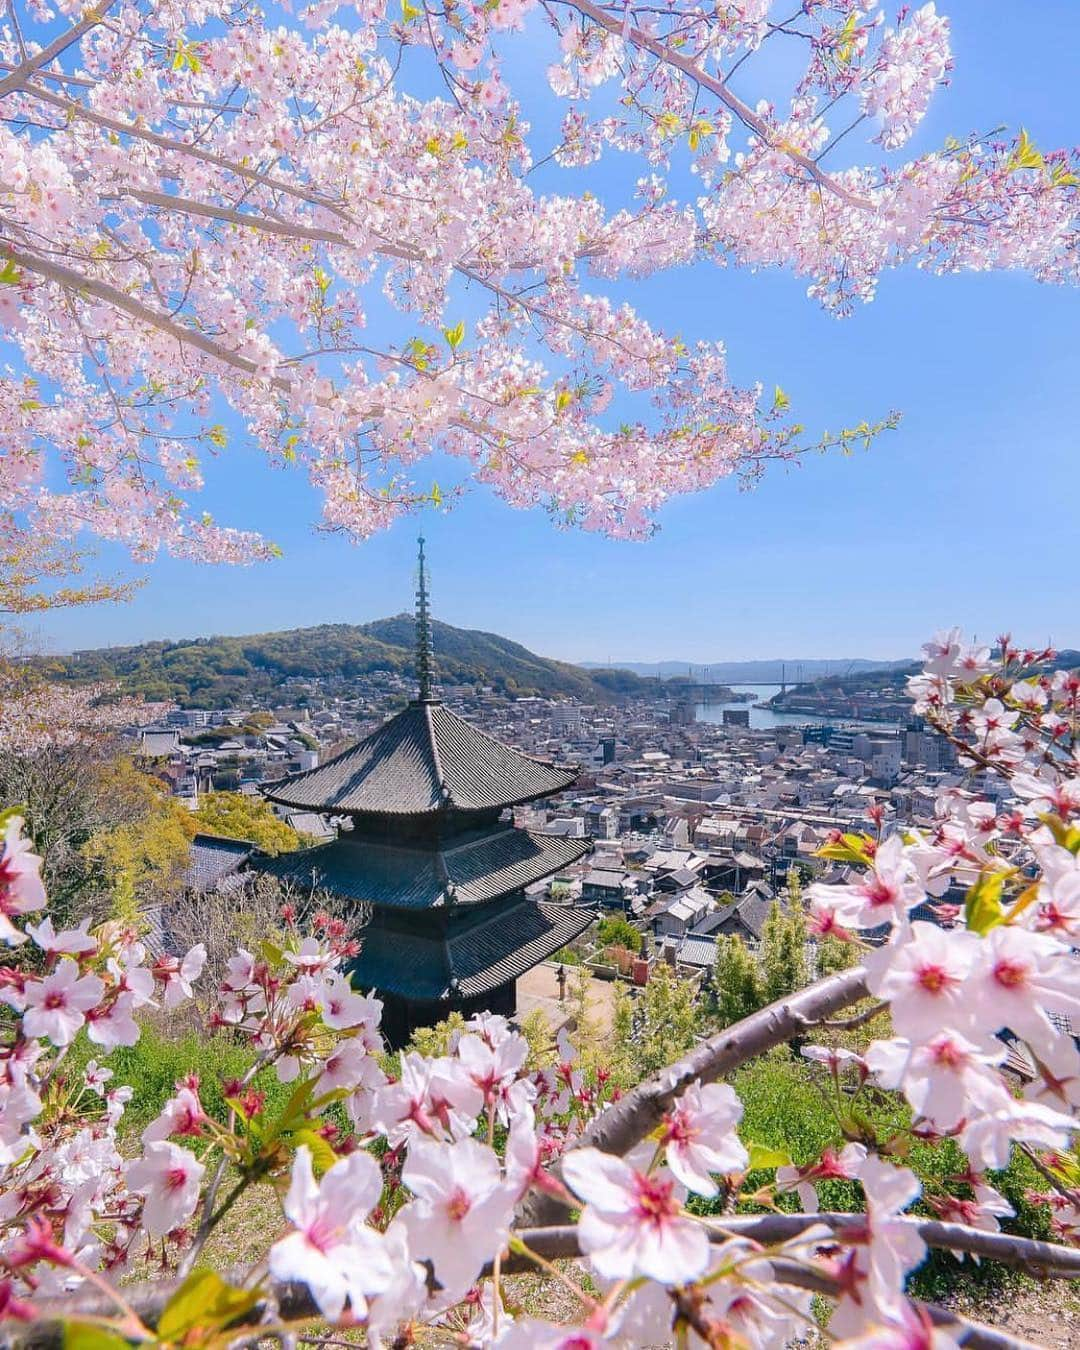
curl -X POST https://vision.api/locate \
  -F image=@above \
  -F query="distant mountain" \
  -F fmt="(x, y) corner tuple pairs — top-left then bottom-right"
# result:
(579, 657), (913, 683)
(41, 616), (653, 708)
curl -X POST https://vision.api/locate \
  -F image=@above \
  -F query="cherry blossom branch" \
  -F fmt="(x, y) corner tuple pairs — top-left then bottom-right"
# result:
(0, 4), (116, 100)
(2, 245), (293, 390)
(554, 0), (873, 209)
(12, 1214), (1074, 1350)
(521, 964), (869, 1225)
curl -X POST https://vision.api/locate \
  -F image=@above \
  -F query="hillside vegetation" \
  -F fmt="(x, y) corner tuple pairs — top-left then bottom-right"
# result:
(41, 616), (655, 707)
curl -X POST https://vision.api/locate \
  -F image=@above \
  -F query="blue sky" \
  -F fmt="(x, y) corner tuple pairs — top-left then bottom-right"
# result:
(23, 2), (1080, 664)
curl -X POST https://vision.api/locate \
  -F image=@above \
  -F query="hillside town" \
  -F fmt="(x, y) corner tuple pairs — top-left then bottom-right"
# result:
(125, 654), (968, 1000)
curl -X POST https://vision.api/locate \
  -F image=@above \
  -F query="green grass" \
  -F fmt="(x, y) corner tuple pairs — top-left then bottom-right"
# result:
(697, 1046), (1051, 1301)
(65, 1020), (293, 1137)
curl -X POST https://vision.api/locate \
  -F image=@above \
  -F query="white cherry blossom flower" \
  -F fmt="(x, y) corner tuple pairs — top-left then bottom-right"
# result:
(657, 1080), (748, 1197)
(864, 922), (979, 1041)
(400, 1136), (515, 1299)
(561, 1147), (708, 1285)
(268, 1146), (393, 1321)
(24, 917), (96, 956)
(85, 993), (140, 1049)
(320, 974), (381, 1031)
(83, 1061), (113, 1096)
(829, 1157), (927, 1339)
(365, 1216), (427, 1349)
(161, 944), (206, 1009)
(865, 1033), (1005, 1131)
(960, 1081), (1076, 1170)
(22, 961), (105, 1046)
(125, 1141), (205, 1238)
(967, 926), (1080, 1053)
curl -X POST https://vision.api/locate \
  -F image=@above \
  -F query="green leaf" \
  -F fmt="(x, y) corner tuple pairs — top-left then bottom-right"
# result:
(430, 481), (443, 507)
(63, 1326), (132, 1350)
(401, 0), (422, 20)
(442, 320), (465, 351)
(288, 1127), (338, 1176)
(1007, 127), (1044, 174)
(772, 385), (790, 413)
(835, 12), (859, 65)
(275, 1075), (318, 1133)
(259, 939), (284, 967)
(747, 1142), (792, 1170)
(814, 832), (875, 866)
(964, 870), (1006, 936)
(158, 1271), (260, 1343)
(1039, 812), (1080, 855)
(0, 259), (22, 285)
(206, 424), (227, 449)
(313, 266), (331, 295)
(171, 38), (202, 74)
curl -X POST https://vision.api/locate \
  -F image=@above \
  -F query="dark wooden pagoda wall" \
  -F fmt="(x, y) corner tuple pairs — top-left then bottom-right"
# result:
(380, 981), (517, 1049)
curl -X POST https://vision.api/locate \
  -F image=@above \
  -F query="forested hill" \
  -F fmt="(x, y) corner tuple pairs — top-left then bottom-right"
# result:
(41, 616), (656, 708)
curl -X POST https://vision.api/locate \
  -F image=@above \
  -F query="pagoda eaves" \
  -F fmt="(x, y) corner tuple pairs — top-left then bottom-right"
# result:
(262, 699), (577, 818)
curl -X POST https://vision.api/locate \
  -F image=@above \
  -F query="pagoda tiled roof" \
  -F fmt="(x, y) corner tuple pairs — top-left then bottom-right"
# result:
(251, 827), (589, 911)
(348, 897), (592, 1001)
(184, 834), (255, 894)
(262, 700), (577, 816)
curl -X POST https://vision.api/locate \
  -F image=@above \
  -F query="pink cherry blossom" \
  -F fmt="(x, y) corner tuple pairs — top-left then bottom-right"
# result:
(561, 1147), (709, 1285)
(808, 834), (925, 930)
(269, 1146), (393, 1321)
(24, 917), (97, 956)
(777, 1143), (867, 1212)
(829, 1157), (928, 1339)
(400, 1136), (515, 1298)
(85, 993), (140, 1049)
(0, 817), (46, 946)
(142, 1087), (207, 1143)
(656, 1080), (748, 1197)
(22, 961), (105, 1047)
(125, 1141), (205, 1238)
(158, 945), (207, 1010)
(863, 922), (980, 1041)
(865, 1033), (1005, 1132)
(967, 926), (1080, 1054)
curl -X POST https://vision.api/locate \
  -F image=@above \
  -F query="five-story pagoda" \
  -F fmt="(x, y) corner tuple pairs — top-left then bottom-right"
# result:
(257, 540), (592, 1046)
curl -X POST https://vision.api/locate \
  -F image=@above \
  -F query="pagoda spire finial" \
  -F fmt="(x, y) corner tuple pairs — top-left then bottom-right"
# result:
(415, 534), (436, 701)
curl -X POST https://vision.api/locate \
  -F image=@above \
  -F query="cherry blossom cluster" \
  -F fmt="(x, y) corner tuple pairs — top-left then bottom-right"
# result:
(0, 682), (170, 755)
(4, 624), (1080, 1345)
(0, 3), (1073, 558)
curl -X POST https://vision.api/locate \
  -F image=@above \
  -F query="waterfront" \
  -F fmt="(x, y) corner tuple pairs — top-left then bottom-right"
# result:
(696, 685), (906, 732)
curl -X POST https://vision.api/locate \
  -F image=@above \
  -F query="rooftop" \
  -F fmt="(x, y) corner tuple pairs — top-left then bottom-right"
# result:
(252, 826), (589, 911)
(263, 699), (577, 818)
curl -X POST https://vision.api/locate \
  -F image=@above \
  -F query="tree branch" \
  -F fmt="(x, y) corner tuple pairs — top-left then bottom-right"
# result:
(521, 965), (869, 1226)
(11, 1214), (1074, 1350)
(2, 245), (293, 392)
(555, 0), (874, 210)
(0, 4), (116, 101)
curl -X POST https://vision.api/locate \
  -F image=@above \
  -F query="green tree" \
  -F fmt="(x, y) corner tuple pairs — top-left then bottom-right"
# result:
(194, 791), (307, 855)
(620, 963), (698, 1078)
(712, 934), (765, 1028)
(81, 761), (197, 926)
(597, 914), (643, 955)
(761, 896), (808, 1004)
(817, 933), (859, 977)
